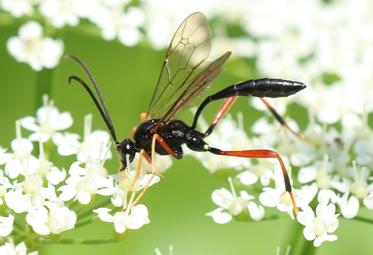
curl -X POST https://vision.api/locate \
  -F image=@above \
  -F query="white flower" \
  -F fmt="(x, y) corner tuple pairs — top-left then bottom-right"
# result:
(0, 0), (36, 17)
(298, 155), (334, 189)
(4, 122), (38, 179)
(53, 114), (111, 163)
(21, 95), (72, 142)
(297, 203), (339, 247)
(94, 204), (150, 233)
(5, 187), (32, 213)
(0, 241), (38, 255)
(338, 192), (359, 219)
(7, 21), (64, 71)
(94, 6), (145, 46)
(207, 178), (264, 223)
(237, 159), (274, 186)
(259, 176), (317, 219)
(39, 0), (80, 28)
(345, 163), (373, 211)
(0, 214), (14, 237)
(26, 202), (77, 235)
(59, 161), (111, 204)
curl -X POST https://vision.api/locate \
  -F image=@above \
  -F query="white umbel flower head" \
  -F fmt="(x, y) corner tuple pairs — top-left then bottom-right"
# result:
(26, 202), (77, 235)
(6, 21), (64, 71)
(94, 204), (150, 233)
(53, 114), (111, 163)
(297, 203), (339, 247)
(58, 161), (111, 204)
(21, 95), (73, 142)
(207, 178), (264, 223)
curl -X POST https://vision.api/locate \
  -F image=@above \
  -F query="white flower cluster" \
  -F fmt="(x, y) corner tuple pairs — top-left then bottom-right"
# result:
(142, 0), (373, 125)
(239, 0), (373, 124)
(1, 0), (145, 70)
(0, 95), (171, 252)
(187, 106), (373, 247)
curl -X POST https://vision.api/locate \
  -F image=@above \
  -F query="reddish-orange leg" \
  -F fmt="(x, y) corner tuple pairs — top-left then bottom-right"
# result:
(259, 97), (302, 139)
(207, 147), (298, 214)
(203, 96), (238, 137)
(201, 96), (299, 213)
(201, 96), (301, 139)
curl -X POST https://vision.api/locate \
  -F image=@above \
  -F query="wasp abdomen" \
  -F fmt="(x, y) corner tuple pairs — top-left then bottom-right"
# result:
(209, 78), (306, 100)
(236, 78), (306, 98)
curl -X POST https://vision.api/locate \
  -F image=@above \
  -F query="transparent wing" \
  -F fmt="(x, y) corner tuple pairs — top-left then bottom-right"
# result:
(146, 12), (211, 119)
(157, 51), (231, 127)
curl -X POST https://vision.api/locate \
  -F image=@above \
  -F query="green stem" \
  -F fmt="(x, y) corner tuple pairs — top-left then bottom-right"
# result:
(353, 215), (373, 224)
(75, 216), (98, 229)
(34, 68), (54, 109)
(284, 220), (318, 255)
(34, 236), (125, 245)
(77, 197), (112, 220)
(282, 220), (303, 254)
(298, 238), (317, 255)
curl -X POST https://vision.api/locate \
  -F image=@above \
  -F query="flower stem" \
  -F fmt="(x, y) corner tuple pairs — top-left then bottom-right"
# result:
(75, 216), (98, 229)
(34, 68), (54, 109)
(353, 215), (373, 224)
(34, 236), (126, 245)
(298, 238), (317, 255)
(282, 220), (303, 254)
(77, 197), (112, 220)
(284, 220), (318, 255)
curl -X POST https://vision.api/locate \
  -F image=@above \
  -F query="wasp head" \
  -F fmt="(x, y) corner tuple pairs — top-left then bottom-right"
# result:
(116, 139), (138, 171)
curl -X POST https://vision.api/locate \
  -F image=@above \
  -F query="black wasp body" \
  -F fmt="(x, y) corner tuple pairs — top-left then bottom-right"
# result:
(121, 77), (305, 169)
(67, 12), (305, 212)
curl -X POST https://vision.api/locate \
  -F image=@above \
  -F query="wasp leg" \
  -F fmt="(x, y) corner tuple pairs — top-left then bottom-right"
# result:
(129, 149), (149, 190)
(203, 96), (238, 137)
(259, 97), (303, 139)
(207, 146), (298, 214)
(192, 78), (306, 134)
(131, 134), (176, 207)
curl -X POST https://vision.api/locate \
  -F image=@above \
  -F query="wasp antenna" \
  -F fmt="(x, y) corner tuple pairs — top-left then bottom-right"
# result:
(65, 55), (115, 134)
(68, 75), (119, 144)
(66, 55), (119, 143)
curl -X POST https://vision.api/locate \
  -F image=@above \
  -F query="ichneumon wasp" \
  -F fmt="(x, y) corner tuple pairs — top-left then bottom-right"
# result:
(67, 12), (306, 213)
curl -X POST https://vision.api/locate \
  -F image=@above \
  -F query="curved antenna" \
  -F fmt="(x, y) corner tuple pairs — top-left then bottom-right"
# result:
(65, 55), (119, 144)
(68, 76), (118, 143)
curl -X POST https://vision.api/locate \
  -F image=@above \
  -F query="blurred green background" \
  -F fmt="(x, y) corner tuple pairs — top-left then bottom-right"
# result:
(1, 22), (373, 255)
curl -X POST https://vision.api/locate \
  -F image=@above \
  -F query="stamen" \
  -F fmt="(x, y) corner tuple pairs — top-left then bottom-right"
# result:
(228, 177), (237, 199)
